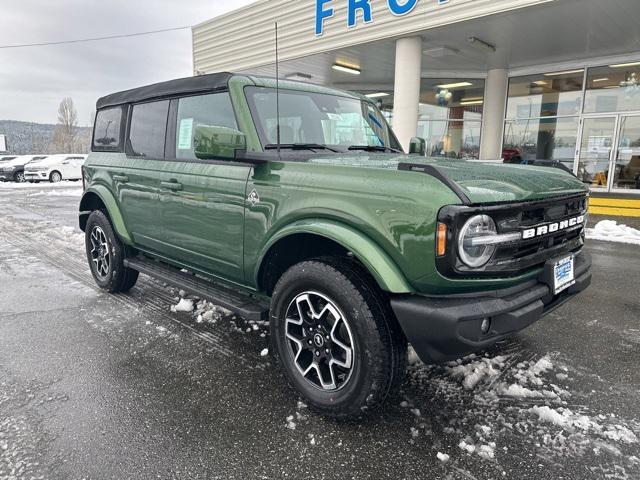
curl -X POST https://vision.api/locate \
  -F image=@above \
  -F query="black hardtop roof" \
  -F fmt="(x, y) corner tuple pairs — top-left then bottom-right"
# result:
(96, 72), (234, 110)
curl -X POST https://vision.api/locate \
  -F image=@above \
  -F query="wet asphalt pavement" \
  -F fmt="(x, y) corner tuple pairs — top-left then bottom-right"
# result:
(0, 182), (639, 480)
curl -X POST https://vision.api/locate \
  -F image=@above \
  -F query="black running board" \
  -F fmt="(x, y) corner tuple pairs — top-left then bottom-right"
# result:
(124, 256), (269, 321)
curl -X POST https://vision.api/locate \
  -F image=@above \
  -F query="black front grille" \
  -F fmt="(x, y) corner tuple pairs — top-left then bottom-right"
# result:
(437, 194), (589, 278)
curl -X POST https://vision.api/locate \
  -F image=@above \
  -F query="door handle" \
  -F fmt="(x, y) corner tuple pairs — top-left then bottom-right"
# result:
(161, 181), (183, 191)
(113, 174), (129, 183)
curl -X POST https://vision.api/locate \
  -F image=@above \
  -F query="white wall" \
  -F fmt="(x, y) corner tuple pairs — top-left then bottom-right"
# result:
(193, 0), (555, 74)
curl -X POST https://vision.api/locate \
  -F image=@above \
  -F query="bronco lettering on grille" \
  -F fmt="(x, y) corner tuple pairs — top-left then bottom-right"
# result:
(522, 215), (585, 240)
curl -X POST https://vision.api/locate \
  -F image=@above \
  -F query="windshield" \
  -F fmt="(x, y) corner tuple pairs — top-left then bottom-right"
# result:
(245, 87), (402, 153)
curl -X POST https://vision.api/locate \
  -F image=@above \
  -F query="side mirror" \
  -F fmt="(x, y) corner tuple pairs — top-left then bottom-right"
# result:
(194, 125), (246, 160)
(409, 137), (426, 156)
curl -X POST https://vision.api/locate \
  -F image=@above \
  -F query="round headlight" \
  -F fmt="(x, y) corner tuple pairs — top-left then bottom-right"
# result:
(458, 215), (497, 268)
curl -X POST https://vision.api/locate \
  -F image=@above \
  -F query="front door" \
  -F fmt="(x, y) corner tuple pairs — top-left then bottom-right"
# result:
(576, 116), (618, 191)
(576, 114), (640, 193)
(611, 115), (640, 193)
(156, 91), (251, 284)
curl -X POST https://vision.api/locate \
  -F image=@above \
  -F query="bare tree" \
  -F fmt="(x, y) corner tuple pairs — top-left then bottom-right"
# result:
(51, 97), (78, 153)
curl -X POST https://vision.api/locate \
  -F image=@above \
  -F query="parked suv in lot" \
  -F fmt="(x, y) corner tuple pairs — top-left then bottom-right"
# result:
(0, 155), (48, 182)
(24, 154), (87, 183)
(79, 73), (591, 417)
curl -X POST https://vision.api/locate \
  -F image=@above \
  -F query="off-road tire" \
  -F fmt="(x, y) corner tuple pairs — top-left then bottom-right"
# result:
(270, 256), (407, 418)
(85, 210), (139, 293)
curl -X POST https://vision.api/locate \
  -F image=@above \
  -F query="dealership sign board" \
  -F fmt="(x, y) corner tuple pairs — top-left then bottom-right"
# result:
(316, 0), (450, 35)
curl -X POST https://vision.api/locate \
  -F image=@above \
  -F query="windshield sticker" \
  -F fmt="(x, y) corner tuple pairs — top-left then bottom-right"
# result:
(178, 118), (194, 150)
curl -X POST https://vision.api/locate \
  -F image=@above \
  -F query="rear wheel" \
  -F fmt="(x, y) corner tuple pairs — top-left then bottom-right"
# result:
(85, 210), (139, 293)
(270, 257), (407, 418)
(49, 171), (62, 183)
(14, 171), (25, 183)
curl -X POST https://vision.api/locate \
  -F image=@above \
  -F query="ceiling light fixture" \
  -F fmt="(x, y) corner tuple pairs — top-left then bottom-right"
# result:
(460, 100), (484, 106)
(593, 77), (610, 83)
(461, 97), (483, 102)
(543, 69), (584, 77)
(436, 81), (473, 89)
(610, 61), (640, 68)
(533, 80), (549, 86)
(467, 37), (496, 53)
(366, 92), (390, 98)
(332, 63), (361, 75)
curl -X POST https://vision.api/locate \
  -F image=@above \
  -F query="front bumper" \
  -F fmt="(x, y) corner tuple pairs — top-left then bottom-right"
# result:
(391, 251), (592, 364)
(24, 171), (48, 180)
(0, 171), (16, 181)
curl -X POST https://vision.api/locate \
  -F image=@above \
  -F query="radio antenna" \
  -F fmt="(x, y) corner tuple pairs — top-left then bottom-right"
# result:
(275, 21), (281, 157)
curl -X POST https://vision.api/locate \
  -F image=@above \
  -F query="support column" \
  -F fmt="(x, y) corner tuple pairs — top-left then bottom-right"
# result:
(393, 37), (423, 152)
(479, 69), (508, 160)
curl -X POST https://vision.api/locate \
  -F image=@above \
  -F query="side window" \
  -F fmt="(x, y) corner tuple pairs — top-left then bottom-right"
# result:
(93, 107), (123, 151)
(128, 100), (170, 158)
(175, 93), (237, 160)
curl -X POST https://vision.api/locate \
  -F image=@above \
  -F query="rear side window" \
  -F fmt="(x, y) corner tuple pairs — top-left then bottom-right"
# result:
(128, 101), (170, 158)
(175, 93), (237, 160)
(93, 107), (123, 151)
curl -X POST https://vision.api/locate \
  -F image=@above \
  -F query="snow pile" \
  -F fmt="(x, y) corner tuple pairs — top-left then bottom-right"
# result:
(193, 299), (228, 325)
(445, 355), (506, 390)
(404, 350), (640, 472)
(586, 220), (640, 245)
(436, 452), (450, 462)
(171, 298), (194, 313)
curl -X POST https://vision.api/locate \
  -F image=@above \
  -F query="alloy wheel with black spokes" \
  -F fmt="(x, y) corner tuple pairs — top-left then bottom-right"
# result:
(285, 291), (354, 392)
(270, 257), (408, 418)
(14, 171), (25, 183)
(84, 210), (139, 293)
(89, 226), (111, 280)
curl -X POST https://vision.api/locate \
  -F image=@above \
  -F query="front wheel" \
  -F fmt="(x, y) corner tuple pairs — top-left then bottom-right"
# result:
(14, 171), (25, 183)
(49, 171), (62, 183)
(85, 210), (139, 293)
(270, 258), (407, 418)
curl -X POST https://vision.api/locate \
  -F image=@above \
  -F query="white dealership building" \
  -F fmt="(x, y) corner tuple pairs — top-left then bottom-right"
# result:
(192, 0), (640, 201)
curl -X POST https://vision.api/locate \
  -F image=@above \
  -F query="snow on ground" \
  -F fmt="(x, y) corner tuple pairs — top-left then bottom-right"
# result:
(403, 350), (640, 473)
(27, 188), (83, 197)
(0, 180), (81, 190)
(586, 220), (640, 245)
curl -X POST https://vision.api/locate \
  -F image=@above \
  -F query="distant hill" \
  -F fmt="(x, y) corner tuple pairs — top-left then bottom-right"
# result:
(0, 120), (91, 155)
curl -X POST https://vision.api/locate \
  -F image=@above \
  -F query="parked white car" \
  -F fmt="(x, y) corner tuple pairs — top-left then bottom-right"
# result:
(24, 154), (87, 183)
(0, 155), (48, 182)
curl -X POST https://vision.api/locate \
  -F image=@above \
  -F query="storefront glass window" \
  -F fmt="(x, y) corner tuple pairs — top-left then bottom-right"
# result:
(505, 71), (584, 119)
(417, 78), (485, 159)
(584, 64), (640, 113)
(503, 116), (579, 171)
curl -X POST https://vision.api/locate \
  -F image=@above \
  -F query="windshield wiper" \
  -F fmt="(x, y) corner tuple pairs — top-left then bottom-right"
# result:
(348, 145), (402, 153)
(264, 143), (340, 153)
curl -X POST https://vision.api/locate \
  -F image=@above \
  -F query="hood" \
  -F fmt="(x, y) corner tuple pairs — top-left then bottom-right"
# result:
(305, 155), (588, 204)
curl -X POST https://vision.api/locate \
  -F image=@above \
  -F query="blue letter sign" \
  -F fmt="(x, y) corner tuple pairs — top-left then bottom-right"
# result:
(348, 0), (373, 28)
(316, 0), (334, 36)
(387, 0), (418, 16)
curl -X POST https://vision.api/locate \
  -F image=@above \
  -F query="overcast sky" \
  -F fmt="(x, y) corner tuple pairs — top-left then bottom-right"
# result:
(0, 0), (254, 125)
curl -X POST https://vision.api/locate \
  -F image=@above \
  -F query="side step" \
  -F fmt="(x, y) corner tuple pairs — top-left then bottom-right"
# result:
(124, 256), (270, 321)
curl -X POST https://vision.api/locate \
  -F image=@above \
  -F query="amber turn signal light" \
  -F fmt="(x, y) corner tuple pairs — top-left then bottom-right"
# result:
(436, 222), (447, 257)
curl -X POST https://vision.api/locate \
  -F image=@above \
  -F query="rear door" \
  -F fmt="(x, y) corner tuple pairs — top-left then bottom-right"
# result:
(61, 156), (85, 179)
(115, 100), (171, 251)
(156, 91), (251, 284)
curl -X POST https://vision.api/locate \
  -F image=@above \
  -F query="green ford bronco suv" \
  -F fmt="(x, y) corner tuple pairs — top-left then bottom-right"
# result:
(80, 73), (591, 417)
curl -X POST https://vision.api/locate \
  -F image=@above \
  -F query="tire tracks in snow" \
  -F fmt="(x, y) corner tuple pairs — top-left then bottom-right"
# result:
(0, 216), (267, 370)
